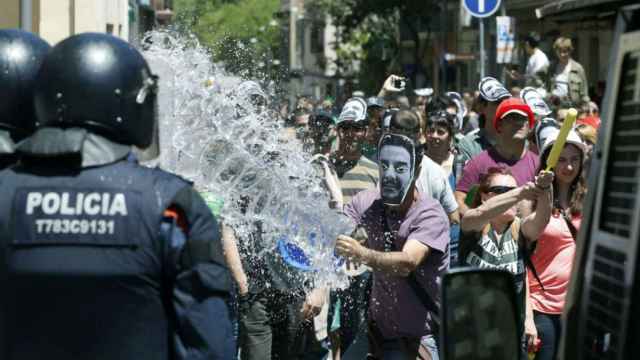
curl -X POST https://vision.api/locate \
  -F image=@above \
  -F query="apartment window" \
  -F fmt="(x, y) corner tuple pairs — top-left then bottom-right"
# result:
(310, 23), (324, 54)
(106, 24), (114, 34)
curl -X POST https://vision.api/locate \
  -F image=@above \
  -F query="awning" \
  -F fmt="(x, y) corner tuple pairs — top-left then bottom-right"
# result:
(535, 0), (622, 19)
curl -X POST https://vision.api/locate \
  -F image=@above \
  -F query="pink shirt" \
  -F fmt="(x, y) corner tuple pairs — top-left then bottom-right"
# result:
(457, 147), (539, 193)
(528, 213), (581, 314)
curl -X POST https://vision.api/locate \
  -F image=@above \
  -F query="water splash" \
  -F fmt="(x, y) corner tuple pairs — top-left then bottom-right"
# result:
(142, 30), (351, 290)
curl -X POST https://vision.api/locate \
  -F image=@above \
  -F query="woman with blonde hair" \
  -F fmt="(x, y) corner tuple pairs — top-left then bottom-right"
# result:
(548, 37), (590, 109)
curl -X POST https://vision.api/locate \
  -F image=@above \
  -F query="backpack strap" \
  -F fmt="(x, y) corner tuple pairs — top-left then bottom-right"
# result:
(562, 211), (579, 241)
(515, 217), (545, 291)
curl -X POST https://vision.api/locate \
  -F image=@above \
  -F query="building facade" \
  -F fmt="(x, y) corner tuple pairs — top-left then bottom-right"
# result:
(280, 0), (341, 106)
(389, 0), (619, 96)
(0, 0), (173, 45)
(439, 0), (619, 94)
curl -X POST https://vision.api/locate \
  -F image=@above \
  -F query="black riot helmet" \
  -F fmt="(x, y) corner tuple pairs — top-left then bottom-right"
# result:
(0, 29), (50, 141)
(33, 33), (158, 148)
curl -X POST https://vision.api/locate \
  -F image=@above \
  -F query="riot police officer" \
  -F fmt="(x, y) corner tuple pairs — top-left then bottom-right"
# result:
(0, 29), (50, 168)
(0, 33), (233, 359)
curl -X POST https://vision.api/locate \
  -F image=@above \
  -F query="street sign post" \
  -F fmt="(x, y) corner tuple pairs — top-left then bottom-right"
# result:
(462, 0), (502, 18)
(463, 0), (502, 78)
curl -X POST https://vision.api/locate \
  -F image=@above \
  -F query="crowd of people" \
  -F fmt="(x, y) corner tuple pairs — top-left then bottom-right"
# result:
(239, 42), (600, 358)
(0, 27), (603, 360)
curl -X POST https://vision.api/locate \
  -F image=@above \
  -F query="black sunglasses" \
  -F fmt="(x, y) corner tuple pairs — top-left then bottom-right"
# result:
(339, 124), (367, 131)
(487, 186), (516, 194)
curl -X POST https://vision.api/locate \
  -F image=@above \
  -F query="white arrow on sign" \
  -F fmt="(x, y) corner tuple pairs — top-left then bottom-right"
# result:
(463, 0), (501, 18)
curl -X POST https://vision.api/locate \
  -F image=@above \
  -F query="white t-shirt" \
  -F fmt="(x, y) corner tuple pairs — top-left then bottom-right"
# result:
(552, 62), (572, 98)
(526, 48), (550, 79)
(416, 155), (458, 214)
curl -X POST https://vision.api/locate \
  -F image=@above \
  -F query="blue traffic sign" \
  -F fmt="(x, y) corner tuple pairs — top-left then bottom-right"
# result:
(463, 0), (502, 18)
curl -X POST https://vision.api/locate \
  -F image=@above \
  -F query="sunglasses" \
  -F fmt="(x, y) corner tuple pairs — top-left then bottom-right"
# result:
(339, 124), (367, 132)
(487, 186), (516, 194)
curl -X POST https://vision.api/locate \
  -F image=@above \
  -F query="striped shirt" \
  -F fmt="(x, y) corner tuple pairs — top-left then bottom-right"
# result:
(332, 155), (379, 204)
(461, 219), (526, 330)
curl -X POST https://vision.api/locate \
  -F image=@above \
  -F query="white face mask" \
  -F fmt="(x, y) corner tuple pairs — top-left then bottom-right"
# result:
(521, 87), (551, 117)
(479, 77), (510, 102)
(377, 134), (416, 206)
(338, 98), (367, 123)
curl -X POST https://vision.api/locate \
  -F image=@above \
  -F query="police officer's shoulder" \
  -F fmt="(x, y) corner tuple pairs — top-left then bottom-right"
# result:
(138, 166), (213, 220)
(148, 165), (194, 187)
(124, 162), (198, 208)
(144, 164), (224, 267)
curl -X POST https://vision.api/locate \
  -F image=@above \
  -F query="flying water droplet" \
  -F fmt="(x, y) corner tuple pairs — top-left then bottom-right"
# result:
(142, 30), (351, 292)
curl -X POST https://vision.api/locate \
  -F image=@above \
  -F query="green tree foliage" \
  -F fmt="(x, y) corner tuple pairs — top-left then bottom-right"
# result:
(173, 0), (283, 79)
(312, 0), (443, 93)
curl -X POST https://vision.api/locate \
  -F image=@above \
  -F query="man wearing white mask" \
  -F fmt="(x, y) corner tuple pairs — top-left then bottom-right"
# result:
(336, 133), (449, 360)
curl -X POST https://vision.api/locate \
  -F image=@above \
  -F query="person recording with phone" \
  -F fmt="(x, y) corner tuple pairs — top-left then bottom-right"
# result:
(378, 74), (408, 104)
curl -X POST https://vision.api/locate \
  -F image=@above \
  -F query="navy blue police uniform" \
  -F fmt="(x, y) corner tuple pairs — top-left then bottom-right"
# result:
(0, 33), (233, 360)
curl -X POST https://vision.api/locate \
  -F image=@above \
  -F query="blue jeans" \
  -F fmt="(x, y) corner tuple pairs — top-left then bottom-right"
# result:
(533, 311), (561, 360)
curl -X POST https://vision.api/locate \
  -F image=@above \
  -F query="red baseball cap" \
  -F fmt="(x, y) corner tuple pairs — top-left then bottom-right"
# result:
(494, 97), (535, 131)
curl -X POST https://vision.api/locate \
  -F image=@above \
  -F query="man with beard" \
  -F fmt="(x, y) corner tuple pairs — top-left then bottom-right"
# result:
(330, 97), (379, 204)
(387, 109), (461, 267)
(456, 98), (540, 215)
(387, 110), (459, 226)
(336, 133), (449, 359)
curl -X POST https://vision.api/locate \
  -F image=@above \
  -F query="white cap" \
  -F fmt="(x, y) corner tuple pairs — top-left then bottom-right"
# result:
(337, 97), (368, 124)
(521, 87), (552, 116)
(446, 91), (467, 130)
(352, 90), (365, 98)
(414, 88), (434, 97)
(478, 77), (510, 102)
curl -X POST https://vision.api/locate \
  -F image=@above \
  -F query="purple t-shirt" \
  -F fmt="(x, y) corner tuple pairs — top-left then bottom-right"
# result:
(457, 147), (540, 193)
(344, 189), (450, 339)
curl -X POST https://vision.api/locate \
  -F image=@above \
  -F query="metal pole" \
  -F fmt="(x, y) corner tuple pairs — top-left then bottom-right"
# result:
(20, 0), (33, 32)
(442, 0), (447, 91)
(480, 18), (485, 78)
(500, 4), (507, 84)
